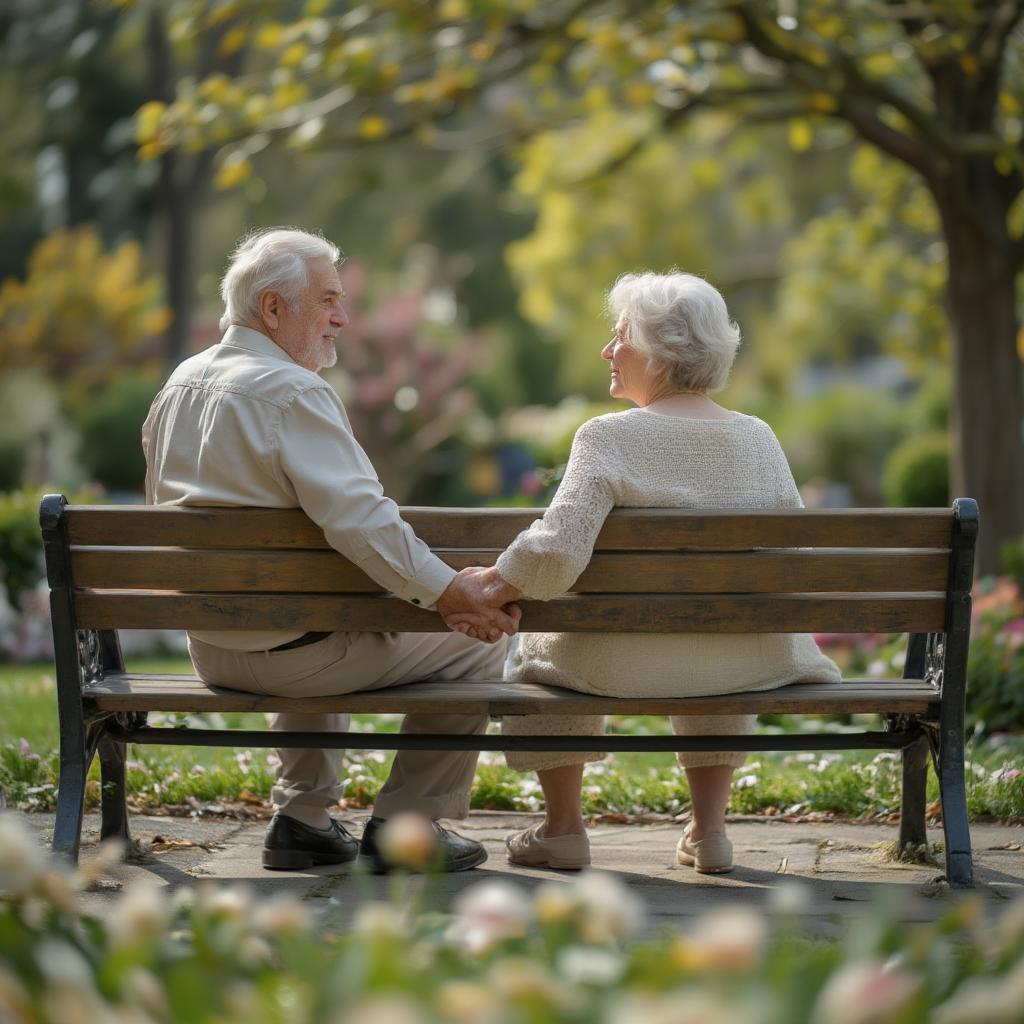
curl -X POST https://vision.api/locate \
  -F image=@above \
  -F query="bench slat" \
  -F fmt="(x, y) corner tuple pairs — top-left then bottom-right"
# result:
(74, 591), (946, 633)
(70, 547), (950, 595)
(84, 675), (939, 716)
(65, 506), (954, 551)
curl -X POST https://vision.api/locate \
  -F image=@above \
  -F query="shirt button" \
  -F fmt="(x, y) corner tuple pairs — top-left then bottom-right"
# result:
(411, 598), (421, 605)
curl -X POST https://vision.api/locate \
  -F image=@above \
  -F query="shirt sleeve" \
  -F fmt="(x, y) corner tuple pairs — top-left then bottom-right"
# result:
(273, 385), (456, 607)
(495, 417), (616, 600)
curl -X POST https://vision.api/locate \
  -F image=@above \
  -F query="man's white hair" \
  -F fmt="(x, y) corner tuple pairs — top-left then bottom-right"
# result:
(219, 228), (341, 331)
(607, 271), (741, 394)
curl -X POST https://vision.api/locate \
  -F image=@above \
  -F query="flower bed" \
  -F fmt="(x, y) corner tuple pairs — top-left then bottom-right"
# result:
(1, 814), (1023, 1024)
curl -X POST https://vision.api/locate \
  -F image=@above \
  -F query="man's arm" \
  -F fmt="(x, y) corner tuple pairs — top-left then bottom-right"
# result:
(275, 386), (519, 639)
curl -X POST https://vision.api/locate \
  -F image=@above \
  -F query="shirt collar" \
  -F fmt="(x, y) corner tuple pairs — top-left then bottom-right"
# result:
(220, 325), (298, 366)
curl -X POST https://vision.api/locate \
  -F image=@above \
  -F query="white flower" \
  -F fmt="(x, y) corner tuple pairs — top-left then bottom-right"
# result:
(933, 961), (1024, 1024)
(0, 813), (44, 895)
(676, 907), (770, 973)
(435, 981), (501, 1023)
(533, 881), (576, 925)
(571, 871), (644, 943)
(331, 995), (428, 1024)
(557, 946), (625, 986)
(199, 883), (251, 921)
(813, 959), (920, 1024)
(768, 880), (812, 916)
(36, 939), (94, 990)
(108, 882), (168, 950)
(487, 957), (572, 1008)
(451, 880), (531, 953)
(609, 991), (745, 1024)
(251, 894), (310, 935)
(353, 901), (406, 940)
(377, 813), (438, 871)
(735, 774), (758, 789)
(121, 967), (167, 1019)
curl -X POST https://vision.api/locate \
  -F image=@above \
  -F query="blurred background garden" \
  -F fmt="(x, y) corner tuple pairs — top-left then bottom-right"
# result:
(0, 1), (1023, 821)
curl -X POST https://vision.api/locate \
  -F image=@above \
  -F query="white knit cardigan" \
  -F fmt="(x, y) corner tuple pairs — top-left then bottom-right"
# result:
(496, 408), (842, 698)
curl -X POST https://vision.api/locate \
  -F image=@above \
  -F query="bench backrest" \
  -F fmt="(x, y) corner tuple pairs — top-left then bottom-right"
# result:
(42, 499), (978, 635)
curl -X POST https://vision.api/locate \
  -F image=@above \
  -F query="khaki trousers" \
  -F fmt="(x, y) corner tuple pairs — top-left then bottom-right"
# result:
(188, 632), (509, 821)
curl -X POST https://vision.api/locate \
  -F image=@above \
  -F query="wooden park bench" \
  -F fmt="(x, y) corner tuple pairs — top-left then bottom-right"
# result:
(40, 495), (978, 887)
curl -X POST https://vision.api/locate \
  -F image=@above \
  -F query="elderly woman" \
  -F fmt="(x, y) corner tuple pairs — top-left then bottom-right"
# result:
(449, 271), (840, 873)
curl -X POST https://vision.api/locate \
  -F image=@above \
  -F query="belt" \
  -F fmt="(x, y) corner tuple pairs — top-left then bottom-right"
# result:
(268, 631), (332, 653)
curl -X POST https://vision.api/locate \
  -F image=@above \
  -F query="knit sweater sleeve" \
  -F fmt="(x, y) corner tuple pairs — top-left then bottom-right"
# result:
(495, 417), (616, 600)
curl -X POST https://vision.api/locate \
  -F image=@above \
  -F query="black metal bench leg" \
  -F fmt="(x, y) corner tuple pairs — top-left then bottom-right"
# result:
(933, 729), (974, 888)
(52, 749), (90, 863)
(898, 734), (930, 854)
(98, 736), (131, 845)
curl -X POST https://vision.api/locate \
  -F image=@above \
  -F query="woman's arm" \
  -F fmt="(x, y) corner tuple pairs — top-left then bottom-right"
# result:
(494, 417), (617, 601)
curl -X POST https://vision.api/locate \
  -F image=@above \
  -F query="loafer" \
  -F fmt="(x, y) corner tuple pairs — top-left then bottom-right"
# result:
(676, 825), (733, 874)
(506, 822), (590, 870)
(359, 816), (488, 874)
(262, 814), (359, 871)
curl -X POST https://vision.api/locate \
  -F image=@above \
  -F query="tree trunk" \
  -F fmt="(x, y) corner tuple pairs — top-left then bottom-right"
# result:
(934, 182), (1024, 575)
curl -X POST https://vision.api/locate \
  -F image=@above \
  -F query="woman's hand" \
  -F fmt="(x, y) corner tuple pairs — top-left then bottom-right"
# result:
(444, 610), (520, 644)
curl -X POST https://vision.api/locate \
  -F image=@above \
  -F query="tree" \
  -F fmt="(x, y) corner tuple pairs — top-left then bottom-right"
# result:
(138, 0), (1023, 570)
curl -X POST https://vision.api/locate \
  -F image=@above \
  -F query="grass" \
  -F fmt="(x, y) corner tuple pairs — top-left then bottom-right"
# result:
(2, 660), (1022, 820)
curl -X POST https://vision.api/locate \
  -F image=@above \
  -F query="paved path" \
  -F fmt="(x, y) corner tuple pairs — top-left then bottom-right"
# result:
(19, 812), (1024, 937)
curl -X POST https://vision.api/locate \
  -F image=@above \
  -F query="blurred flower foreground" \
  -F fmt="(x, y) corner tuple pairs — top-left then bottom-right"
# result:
(1, 816), (1024, 1024)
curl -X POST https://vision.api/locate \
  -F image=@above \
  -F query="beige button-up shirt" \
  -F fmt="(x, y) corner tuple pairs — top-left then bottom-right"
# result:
(142, 325), (456, 651)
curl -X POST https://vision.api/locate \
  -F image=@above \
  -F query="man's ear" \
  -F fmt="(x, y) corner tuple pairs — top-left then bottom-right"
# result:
(258, 290), (282, 332)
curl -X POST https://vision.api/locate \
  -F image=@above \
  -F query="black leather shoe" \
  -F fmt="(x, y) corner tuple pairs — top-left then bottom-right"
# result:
(359, 816), (488, 874)
(262, 814), (359, 871)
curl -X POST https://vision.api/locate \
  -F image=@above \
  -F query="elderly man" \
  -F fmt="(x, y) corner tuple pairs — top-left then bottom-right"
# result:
(142, 228), (517, 873)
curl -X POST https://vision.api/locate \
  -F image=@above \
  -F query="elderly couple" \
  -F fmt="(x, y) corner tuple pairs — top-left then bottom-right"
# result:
(143, 228), (839, 876)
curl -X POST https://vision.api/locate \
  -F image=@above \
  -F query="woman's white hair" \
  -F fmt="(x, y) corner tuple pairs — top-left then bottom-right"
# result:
(607, 271), (741, 394)
(219, 227), (341, 331)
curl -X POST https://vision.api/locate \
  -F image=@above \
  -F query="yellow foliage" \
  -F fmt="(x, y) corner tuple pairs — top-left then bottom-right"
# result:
(625, 82), (656, 106)
(218, 24), (248, 56)
(280, 42), (309, 68)
(807, 93), (838, 113)
(134, 101), (166, 143)
(256, 23), (285, 49)
(440, 0), (470, 18)
(999, 91), (1021, 115)
(214, 155), (253, 189)
(359, 115), (391, 139)
(788, 118), (814, 152)
(0, 227), (170, 392)
(272, 81), (309, 109)
(206, 1), (242, 27)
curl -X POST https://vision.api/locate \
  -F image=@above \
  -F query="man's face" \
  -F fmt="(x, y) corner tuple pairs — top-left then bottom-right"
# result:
(272, 256), (349, 372)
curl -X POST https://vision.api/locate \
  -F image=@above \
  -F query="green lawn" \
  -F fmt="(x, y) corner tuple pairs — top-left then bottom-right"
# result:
(2, 660), (1022, 819)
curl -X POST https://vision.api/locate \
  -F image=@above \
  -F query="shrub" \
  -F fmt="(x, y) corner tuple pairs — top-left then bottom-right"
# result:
(1, 813), (1024, 1024)
(1001, 536), (1024, 590)
(882, 432), (949, 507)
(0, 486), (102, 608)
(776, 387), (906, 503)
(75, 370), (161, 493)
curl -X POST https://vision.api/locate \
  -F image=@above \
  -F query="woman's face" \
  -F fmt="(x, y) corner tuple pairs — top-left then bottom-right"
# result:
(602, 317), (654, 405)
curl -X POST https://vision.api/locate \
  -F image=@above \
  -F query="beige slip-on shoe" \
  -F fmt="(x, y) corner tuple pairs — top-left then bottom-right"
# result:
(676, 825), (734, 874)
(506, 822), (591, 870)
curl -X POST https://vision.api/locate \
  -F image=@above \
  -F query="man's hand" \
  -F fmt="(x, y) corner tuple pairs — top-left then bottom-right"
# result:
(436, 566), (523, 644)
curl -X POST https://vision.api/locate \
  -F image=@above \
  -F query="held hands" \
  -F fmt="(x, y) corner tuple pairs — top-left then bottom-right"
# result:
(435, 566), (523, 644)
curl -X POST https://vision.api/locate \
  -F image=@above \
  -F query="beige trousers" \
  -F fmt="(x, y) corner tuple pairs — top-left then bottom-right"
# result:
(188, 632), (508, 821)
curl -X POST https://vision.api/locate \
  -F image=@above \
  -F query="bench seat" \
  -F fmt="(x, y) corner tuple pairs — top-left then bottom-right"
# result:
(86, 675), (940, 717)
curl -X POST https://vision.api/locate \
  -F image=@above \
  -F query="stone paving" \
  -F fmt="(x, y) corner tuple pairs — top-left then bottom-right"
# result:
(19, 811), (1024, 938)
